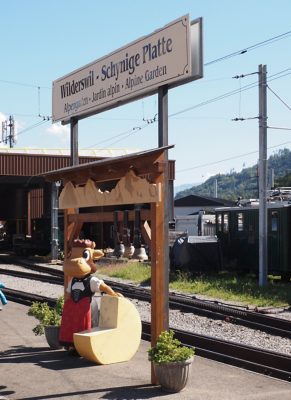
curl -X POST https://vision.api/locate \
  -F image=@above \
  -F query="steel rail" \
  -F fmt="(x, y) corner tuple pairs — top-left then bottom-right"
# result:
(0, 254), (63, 276)
(104, 279), (291, 339)
(3, 288), (57, 307)
(4, 288), (291, 382)
(0, 267), (63, 285)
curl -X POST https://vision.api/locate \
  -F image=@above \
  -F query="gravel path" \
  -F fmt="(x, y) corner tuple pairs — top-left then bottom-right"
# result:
(1, 262), (291, 356)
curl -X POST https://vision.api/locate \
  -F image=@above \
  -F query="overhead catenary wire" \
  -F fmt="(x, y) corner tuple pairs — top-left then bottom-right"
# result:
(0, 79), (50, 89)
(86, 67), (291, 150)
(170, 67), (291, 118)
(204, 30), (291, 66)
(87, 125), (146, 148)
(267, 126), (291, 131)
(0, 119), (50, 145)
(176, 140), (291, 174)
(267, 84), (291, 110)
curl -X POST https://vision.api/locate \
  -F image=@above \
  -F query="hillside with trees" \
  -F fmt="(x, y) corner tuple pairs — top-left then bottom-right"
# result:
(175, 148), (291, 201)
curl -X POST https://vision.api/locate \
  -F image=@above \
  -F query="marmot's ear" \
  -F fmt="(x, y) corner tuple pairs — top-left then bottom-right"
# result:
(93, 249), (104, 260)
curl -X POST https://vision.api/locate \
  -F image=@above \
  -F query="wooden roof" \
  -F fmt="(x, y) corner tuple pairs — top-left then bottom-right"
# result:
(41, 145), (174, 185)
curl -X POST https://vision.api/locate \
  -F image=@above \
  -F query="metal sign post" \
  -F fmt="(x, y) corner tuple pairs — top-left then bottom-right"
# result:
(158, 85), (169, 330)
(51, 181), (60, 260)
(70, 117), (79, 166)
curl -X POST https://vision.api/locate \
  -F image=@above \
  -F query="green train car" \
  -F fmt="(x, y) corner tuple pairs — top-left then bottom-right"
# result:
(215, 201), (291, 279)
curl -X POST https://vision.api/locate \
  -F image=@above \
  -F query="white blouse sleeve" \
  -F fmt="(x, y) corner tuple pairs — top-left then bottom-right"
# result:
(66, 279), (72, 294)
(90, 276), (104, 293)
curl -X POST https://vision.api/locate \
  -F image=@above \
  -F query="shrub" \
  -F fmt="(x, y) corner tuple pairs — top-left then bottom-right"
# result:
(28, 296), (64, 336)
(148, 330), (195, 364)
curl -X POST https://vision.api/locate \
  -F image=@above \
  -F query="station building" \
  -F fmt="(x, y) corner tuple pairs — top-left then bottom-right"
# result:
(0, 148), (175, 256)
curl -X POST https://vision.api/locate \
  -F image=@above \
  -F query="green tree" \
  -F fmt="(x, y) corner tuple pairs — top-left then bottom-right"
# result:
(175, 148), (291, 200)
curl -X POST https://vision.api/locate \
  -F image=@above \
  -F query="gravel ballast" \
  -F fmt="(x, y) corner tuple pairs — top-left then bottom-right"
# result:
(1, 262), (291, 357)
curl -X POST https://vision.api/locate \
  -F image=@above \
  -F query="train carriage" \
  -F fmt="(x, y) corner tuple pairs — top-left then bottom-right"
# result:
(215, 198), (291, 279)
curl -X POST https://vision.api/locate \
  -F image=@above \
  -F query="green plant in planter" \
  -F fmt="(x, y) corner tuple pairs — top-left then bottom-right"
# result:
(28, 296), (64, 336)
(148, 330), (195, 393)
(148, 330), (194, 363)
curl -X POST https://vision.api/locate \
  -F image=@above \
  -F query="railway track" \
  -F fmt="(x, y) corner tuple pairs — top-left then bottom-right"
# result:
(4, 288), (291, 382)
(1, 263), (291, 340)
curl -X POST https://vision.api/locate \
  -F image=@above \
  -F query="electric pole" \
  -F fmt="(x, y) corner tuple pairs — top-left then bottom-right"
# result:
(1, 116), (16, 148)
(258, 64), (268, 287)
(214, 179), (218, 198)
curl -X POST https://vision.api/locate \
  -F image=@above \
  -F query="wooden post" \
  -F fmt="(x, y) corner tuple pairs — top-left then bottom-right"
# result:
(150, 86), (170, 384)
(150, 162), (169, 384)
(63, 207), (82, 298)
(64, 116), (79, 293)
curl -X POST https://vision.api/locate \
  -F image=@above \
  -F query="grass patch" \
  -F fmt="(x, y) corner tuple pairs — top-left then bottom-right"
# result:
(170, 272), (291, 307)
(96, 261), (151, 284)
(96, 261), (291, 308)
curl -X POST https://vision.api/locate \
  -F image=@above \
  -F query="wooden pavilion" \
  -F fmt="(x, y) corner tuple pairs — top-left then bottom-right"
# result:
(42, 145), (173, 383)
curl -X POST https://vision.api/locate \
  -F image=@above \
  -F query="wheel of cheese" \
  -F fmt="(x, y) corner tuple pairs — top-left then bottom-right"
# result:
(73, 295), (142, 364)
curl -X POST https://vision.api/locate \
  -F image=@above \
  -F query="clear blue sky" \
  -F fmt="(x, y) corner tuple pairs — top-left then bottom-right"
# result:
(1, 0), (291, 188)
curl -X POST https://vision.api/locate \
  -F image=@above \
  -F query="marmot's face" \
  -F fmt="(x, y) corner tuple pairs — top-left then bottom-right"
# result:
(63, 247), (104, 278)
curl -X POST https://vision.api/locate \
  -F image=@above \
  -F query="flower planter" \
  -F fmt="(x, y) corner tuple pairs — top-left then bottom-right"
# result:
(44, 326), (62, 349)
(154, 356), (194, 392)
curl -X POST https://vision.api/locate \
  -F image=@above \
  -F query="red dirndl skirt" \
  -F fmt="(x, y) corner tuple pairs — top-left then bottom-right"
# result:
(59, 297), (91, 346)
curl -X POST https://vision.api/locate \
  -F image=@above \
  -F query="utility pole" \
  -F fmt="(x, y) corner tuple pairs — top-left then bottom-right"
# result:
(214, 179), (218, 198)
(269, 168), (274, 189)
(258, 64), (268, 287)
(2, 116), (16, 148)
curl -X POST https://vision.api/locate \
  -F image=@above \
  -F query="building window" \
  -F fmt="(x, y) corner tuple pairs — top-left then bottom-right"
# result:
(223, 213), (229, 233)
(217, 213), (222, 232)
(271, 211), (278, 232)
(237, 212), (244, 231)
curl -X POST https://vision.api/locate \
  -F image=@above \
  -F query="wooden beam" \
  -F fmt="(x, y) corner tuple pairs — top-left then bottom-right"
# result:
(141, 221), (151, 248)
(41, 146), (174, 184)
(67, 209), (151, 224)
(85, 161), (164, 184)
(59, 171), (161, 209)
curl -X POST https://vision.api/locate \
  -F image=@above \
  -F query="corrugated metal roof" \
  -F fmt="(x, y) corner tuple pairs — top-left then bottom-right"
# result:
(0, 152), (102, 176)
(0, 147), (140, 157)
(0, 148), (139, 176)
